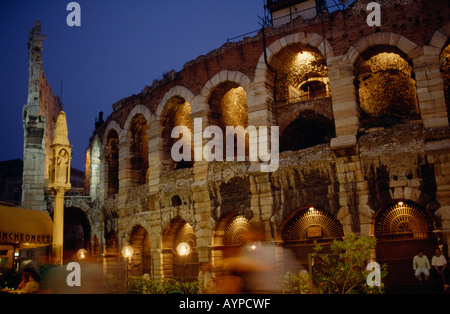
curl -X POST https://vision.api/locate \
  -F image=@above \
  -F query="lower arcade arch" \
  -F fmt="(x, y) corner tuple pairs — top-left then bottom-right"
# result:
(374, 200), (439, 285)
(279, 207), (344, 271)
(212, 214), (254, 268)
(63, 207), (91, 262)
(162, 219), (199, 281)
(129, 225), (152, 277)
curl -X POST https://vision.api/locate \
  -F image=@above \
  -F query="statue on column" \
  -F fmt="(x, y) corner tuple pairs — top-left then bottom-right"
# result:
(49, 111), (72, 265)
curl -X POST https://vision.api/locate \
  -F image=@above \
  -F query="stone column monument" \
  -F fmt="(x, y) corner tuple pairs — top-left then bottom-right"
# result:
(48, 111), (72, 265)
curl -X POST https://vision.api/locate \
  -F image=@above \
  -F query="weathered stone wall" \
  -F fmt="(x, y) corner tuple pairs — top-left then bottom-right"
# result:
(84, 0), (450, 279)
(22, 21), (62, 211)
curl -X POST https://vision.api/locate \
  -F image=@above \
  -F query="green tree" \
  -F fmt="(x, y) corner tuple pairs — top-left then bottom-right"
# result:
(311, 233), (387, 294)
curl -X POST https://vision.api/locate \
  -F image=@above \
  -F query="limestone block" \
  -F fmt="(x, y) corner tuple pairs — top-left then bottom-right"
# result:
(218, 70), (228, 83)
(268, 39), (282, 56)
(293, 32), (307, 45)
(344, 46), (359, 65)
(423, 45), (441, 56)
(429, 31), (447, 49)
(307, 33), (323, 48)
(389, 33), (401, 47)
(353, 37), (369, 53)
(397, 36), (417, 55)
(329, 76), (355, 89)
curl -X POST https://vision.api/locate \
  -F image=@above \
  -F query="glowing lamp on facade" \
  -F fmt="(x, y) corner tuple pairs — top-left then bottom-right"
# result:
(121, 245), (134, 259)
(176, 242), (191, 256)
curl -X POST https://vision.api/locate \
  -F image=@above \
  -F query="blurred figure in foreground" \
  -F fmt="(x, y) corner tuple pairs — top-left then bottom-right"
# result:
(39, 261), (109, 294)
(219, 229), (301, 294)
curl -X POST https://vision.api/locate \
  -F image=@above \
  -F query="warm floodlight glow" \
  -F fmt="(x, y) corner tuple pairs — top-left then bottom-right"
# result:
(398, 201), (404, 206)
(176, 242), (191, 256)
(295, 51), (316, 64)
(76, 248), (88, 260)
(121, 245), (134, 259)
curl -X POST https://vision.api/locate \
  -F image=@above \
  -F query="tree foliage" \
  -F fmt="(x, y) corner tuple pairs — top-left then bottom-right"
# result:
(311, 233), (387, 294)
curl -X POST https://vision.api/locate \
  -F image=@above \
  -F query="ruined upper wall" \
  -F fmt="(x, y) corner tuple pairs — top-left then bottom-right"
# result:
(22, 21), (62, 210)
(93, 0), (450, 139)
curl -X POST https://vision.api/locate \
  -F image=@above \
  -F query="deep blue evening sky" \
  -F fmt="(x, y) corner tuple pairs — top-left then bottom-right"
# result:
(0, 0), (352, 171)
(0, 0), (267, 170)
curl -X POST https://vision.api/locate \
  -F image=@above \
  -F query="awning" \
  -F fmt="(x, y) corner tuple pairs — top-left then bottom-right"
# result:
(0, 205), (53, 248)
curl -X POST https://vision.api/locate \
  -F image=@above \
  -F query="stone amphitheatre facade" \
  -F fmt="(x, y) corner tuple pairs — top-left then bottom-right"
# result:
(78, 0), (450, 285)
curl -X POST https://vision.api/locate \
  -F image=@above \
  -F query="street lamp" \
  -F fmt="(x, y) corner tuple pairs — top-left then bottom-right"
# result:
(176, 242), (191, 281)
(176, 242), (191, 256)
(122, 245), (134, 291)
(76, 248), (88, 260)
(122, 245), (134, 259)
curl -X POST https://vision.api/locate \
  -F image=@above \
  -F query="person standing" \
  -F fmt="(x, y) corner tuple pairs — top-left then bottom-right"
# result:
(413, 250), (431, 284)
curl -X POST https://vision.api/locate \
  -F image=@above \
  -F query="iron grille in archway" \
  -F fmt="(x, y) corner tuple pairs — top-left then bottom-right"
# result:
(375, 201), (433, 237)
(281, 208), (344, 273)
(223, 215), (252, 246)
(375, 201), (437, 285)
(282, 208), (344, 245)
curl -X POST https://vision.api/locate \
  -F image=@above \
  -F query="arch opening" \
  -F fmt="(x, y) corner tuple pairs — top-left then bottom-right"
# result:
(355, 47), (419, 127)
(128, 114), (149, 186)
(105, 129), (119, 197)
(63, 207), (91, 262)
(129, 225), (151, 277)
(161, 96), (194, 171)
(374, 200), (438, 285)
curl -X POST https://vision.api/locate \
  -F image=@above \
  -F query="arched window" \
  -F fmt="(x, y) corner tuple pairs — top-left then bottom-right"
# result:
(128, 115), (149, 186)
(161, 96), (193, 170)
(105, 129), (119, 197)
(270, 46), (328, 105)
(356, 47), (419, 124)
(129, 225), (151, 276)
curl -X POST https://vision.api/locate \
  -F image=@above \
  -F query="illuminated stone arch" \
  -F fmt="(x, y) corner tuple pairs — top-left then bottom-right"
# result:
(373, 200), (439, 284)
(354, 45), (419, 120)
(156, 86), (195, 119)
(121, 104), (153, 141)
(343, 33), (420, 66)
(122, 105), (152, 187)
(103, 121), (122, 198)
(254, 33), (334, 151)
(278, 206), (344, 244)
(128, 225), (152, 276)
(161, 218), (199, 281)
(345, 32), (448, 128)
(253, 32), (334, 105)
(276, 206), (343, 272)
(212, 213), (254, 262)
(200, 70), (252, 103)
(157, 87), (195, 171)
(198, 71), (251, 161)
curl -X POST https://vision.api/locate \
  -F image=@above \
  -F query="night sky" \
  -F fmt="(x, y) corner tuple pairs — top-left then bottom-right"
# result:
(0, 0), (350, 171)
